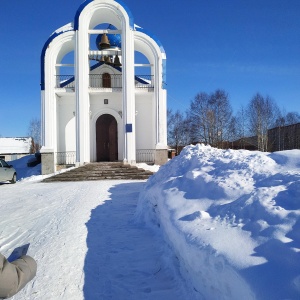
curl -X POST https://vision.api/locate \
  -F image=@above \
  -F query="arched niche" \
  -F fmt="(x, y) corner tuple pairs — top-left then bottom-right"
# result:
(55, 39), (75, 65)
(89, 23), (121, 51)
(134, 34), (158, 67)
(58, 51), (75, 76)
(134, 51), (151, 76)
(88, 7), (122, 31)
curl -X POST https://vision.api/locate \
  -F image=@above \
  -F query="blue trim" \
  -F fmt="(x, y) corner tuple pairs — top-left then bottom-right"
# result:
(74, 0), (134, 31)
(90, 62), (122, 72)
(40, 30), (74, 91)
(135, 27), (166, 54)
(60, 76), (75, 88)
(134, 76), (149, 85)
(74, 0), (93, 30)
(41, 32), (60, 91)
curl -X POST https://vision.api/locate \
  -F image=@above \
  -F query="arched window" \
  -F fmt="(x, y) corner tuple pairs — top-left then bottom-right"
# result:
(102, 73), (111, 88)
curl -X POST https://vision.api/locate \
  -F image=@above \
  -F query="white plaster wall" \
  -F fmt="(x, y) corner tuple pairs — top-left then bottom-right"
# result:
(135, 93), (155, 149)
(57, 95), (76, 152)
(90, 93), (122, 112)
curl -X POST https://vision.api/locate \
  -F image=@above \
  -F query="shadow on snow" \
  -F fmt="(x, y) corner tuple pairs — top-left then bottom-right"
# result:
(83, 181), (176, 299)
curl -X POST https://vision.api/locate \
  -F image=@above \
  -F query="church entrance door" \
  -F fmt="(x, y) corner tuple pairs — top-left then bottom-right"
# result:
(96, 114), (118, 161)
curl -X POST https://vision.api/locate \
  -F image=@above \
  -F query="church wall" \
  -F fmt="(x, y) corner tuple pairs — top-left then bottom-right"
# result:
(90, 93), (122, 114)
(57, 95), (76, 153)
(42, 0), (167, 167)
(135, 94), (155, 149)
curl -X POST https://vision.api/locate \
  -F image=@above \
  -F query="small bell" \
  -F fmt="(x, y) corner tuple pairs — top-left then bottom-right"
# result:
(99, 33), (110, 50)
(113, 54), (121, 67)
(104, 56), (113, 64)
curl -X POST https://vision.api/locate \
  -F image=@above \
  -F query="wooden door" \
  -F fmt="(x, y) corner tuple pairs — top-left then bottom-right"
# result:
(96, 114), (118, 161)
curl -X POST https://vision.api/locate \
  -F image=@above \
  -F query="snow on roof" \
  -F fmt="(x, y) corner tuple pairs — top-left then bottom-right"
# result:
(0, 137), (32, 154)
(52, 22), (74, 36)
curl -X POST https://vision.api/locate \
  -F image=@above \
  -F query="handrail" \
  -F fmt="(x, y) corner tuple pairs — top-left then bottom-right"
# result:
(55, 74), (154, 89)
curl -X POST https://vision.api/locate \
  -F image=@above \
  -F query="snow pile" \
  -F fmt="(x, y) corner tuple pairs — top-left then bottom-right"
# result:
(136, 144), (300, 300)
(9, 155), (41, 181)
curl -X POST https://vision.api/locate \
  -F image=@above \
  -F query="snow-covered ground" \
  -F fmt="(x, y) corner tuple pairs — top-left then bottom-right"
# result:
(1, 146), (300, 299)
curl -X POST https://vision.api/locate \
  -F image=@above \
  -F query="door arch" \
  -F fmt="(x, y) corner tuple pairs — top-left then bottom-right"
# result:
(102, 73), (111, 88)
(96, 114), (118, 161)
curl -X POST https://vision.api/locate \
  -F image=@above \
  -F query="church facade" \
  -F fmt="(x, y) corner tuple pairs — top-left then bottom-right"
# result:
(40, 0), (167, 173)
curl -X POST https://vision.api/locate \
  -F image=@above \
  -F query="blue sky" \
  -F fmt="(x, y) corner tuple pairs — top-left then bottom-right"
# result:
(0, 0), (299, 137)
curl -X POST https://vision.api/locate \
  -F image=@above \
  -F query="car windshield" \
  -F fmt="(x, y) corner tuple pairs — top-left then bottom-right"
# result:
(0, 159), (9, 168)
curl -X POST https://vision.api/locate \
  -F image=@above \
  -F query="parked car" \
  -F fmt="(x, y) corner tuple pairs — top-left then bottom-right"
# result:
(0, 159), (17, 183)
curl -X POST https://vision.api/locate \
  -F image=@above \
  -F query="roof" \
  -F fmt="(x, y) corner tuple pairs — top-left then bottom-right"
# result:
(0, 137), (32, 154)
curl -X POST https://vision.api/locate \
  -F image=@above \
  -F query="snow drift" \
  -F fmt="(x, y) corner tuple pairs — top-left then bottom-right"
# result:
(136, 144), (300, 300)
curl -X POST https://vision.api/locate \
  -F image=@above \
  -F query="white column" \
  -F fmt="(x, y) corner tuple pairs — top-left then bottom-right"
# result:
(122, 23), (136, 164)
(43, 54), (57, 151)
(154, 56), (168, 147)
(75, 28), (90, 165)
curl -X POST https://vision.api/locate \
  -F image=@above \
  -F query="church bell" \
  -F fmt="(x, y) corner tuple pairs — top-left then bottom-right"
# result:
(99, 33), (110, 50)
(113, 54), (121, 67)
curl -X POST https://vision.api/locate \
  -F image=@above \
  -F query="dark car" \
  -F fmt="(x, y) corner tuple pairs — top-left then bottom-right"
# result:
(0, 159), (17, 183)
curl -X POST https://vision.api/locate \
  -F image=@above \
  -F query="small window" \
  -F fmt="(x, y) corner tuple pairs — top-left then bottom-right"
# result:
(102, 73), (111, 88)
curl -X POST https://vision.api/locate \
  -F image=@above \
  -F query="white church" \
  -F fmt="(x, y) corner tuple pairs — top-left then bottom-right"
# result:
(40, 0), (167, 174)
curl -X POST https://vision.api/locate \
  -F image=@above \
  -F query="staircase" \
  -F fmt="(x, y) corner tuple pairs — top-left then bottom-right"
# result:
(43, 162), (154, 182)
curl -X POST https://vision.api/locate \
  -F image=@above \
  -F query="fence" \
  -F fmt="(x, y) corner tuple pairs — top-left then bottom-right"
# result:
(54, 150), (154, 164)
(136, 149), (155, 163)
(55, 151), (76, 165)
(55, 75), (75, 88)
(55, 75), (154, 89)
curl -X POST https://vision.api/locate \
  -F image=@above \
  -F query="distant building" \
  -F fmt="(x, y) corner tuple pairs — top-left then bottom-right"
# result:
(0, 137), (32, 161)
(40, 0), (168, 174)
(268, 122), (300, 152)
(229, 136), (258, 151)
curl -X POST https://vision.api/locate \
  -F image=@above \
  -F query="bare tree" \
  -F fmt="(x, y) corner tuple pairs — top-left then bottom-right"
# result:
(234, 105), (249, 148)
(209, 89), (232, 148)
(28, 118), (41, 153)
(168, 109), (190, 154)
(188, 90), (232, 148)
(247, 94), (279, 151)
(285, 112), (300, 125)
(188, 92), (211, 144)
(227, 116), (238, 148)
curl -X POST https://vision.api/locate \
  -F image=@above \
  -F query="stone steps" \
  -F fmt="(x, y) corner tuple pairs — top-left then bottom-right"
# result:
(43, 162), (154, 182)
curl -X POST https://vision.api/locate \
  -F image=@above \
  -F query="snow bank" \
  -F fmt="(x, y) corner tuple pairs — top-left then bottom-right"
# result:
(136, 144), (300, 300)
(8, 155), (41, 181)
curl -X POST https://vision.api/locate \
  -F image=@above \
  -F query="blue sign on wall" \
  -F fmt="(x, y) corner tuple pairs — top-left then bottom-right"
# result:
(126, 124), (132, 132)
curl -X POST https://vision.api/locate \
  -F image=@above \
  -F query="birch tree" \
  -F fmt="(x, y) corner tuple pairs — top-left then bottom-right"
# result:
(247, 94), (279, 151)
(28, 118), (41, 153)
